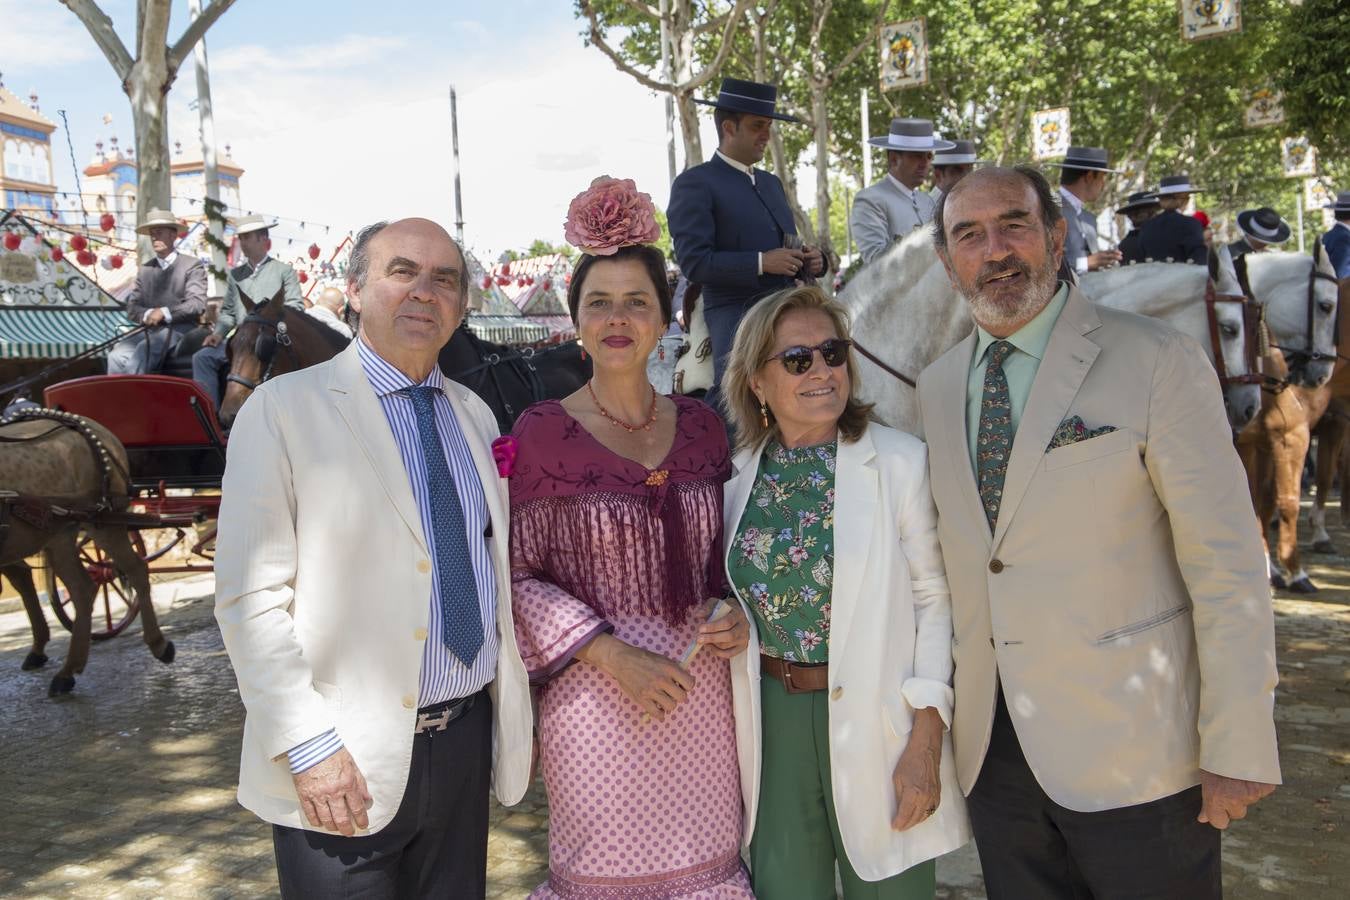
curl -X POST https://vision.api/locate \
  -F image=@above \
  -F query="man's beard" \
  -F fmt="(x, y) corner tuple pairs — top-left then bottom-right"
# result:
(957, 250), (1060, 332)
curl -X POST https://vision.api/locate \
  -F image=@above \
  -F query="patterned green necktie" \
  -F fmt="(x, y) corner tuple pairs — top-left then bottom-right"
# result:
(976, 341), (1015, 532)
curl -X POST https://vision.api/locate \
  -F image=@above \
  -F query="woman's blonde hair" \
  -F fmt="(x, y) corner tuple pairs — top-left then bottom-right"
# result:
(721, 284), (874, 451)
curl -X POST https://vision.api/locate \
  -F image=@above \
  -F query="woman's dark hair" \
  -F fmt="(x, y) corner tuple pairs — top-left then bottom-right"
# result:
(566, 244), (672, 326)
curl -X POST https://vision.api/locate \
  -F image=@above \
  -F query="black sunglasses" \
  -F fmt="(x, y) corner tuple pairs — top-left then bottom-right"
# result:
(768, 338), (852, 375)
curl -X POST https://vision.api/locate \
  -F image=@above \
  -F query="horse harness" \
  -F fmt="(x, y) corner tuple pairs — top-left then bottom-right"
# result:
(0, 407), (148, 558)
(225, 311), (295, 392)
(448, 342), (557, 428)
(1236, 239), (1341, 373)
(1204, 248), (1265, 389)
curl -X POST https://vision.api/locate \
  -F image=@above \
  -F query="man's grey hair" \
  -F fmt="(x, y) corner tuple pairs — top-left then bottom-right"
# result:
(346, 219), (471, 296)
(932, 164), (1064, 256)
(347, 221), (390, 291)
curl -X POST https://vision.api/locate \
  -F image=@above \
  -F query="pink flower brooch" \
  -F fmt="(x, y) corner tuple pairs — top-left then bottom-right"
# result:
(491, 435), (519, 477)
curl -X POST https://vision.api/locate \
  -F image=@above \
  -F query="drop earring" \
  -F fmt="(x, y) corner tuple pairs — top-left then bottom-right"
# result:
(759, 400), (769, 429)
(580, 345), (587, 361)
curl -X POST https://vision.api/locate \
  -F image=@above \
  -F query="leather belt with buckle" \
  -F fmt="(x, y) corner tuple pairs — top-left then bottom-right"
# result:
(760, 653), (829, 694)
(414, 692), (478, 734)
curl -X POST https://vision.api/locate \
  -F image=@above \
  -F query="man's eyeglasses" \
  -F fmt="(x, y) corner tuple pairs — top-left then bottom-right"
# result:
(768, 338), (852, 375)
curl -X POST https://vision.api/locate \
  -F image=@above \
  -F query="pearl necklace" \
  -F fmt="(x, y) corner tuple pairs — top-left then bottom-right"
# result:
(587, 381), (659, 432)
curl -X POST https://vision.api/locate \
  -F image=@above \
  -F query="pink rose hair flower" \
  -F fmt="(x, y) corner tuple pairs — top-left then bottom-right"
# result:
(564, 176), (662, 256)
(491, 435), (519, 477)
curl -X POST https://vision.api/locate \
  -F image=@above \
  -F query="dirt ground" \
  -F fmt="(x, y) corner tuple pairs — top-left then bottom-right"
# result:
(0, 503), (1346, 898)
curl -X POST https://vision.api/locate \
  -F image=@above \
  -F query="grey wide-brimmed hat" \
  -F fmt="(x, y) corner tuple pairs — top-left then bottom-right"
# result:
(1236, 207), (1291, 245)
(868, 118), (956, 153)
(695, 77), (800, 123)
(1156, 174), (1203, 196)
(232, 214), (275, 236)
(1116, 191), (1161, 215)
(1048, 146), (1123, 174)
(135, 208), (179, 234)
(1325, 190), (1350, 213)
(932, 139), (985, 166)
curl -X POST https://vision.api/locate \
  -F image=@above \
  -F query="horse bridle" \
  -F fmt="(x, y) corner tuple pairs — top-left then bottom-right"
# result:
(448, 343), (555, 425)
(1236, 240), (1340, 370)
(225, 312), (294, 392)
(1205, 249), (1265, 388)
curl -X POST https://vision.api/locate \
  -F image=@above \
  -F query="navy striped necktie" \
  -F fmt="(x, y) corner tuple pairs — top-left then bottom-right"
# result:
(405, 385), (482, 666)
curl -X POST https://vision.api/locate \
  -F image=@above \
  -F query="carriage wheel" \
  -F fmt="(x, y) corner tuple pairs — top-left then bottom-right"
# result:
(45, 530), (147, 641)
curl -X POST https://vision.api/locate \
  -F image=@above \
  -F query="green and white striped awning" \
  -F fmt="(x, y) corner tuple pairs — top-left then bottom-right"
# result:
(0, 307), (132, 359)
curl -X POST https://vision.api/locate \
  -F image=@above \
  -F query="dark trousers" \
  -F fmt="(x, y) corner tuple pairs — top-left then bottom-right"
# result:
(272, 691), (493, 900)
(702, 298), (757, 421)
(967, 690), (1221, 900)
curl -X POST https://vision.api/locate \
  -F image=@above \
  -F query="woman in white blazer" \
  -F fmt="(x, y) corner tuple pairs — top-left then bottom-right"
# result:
(719, 286), (969, 899)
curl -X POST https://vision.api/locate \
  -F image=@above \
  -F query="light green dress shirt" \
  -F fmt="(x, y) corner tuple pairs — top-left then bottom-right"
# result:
(215, 256), (304, 337)
(965, 283), (1069, 468)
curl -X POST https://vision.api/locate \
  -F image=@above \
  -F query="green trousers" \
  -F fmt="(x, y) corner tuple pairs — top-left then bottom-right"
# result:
(749, 676), (937, 900)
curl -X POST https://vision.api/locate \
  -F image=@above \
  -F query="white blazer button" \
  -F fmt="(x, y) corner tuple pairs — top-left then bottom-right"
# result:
(402, 695), (415, 709)
(417, 560), (431, 574)
(414, 627), (428, 641)
(830, 686), (843, 700)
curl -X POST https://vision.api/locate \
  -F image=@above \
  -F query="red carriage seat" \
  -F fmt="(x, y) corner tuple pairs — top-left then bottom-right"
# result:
(42, 376), (229, 491)
(43, 375), (227, 450)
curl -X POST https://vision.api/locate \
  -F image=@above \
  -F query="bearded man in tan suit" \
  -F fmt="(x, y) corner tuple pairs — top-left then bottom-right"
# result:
(916, 166), (1279, 898)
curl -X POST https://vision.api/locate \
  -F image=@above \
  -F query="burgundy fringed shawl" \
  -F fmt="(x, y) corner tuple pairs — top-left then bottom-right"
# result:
(508, 397), (731, 627)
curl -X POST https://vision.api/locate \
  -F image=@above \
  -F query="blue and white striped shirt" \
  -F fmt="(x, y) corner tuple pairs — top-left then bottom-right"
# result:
(286, 338), (500, 773)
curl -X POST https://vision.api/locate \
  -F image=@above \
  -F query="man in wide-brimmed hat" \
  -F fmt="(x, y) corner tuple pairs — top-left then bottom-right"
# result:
(1047, 146), (1123, 275)
(1228, 207), (1290, 262)
(1116, 191), (1161, 265)
(107, 207), (207, 375)
(850, 118), (955, 264)
(929, 138), (985, 205)
(668, 77), (823, 414)
(192, 214), (305, 404)
(1135, 174), (1207, 265)
(1322, 190), (1350, 279)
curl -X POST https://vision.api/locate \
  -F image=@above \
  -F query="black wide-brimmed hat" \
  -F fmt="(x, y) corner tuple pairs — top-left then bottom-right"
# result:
(1116, 191), (1160, 215)
(933, 139), (985, 166)
(695, 77), (800, 123)
(1325, 190), (1350, 213)
(1236, 207), (1291, 245)
(1048, 146), (1123, 174)
(867, 118), (956, 152)
(1157, 174), (1203, 196)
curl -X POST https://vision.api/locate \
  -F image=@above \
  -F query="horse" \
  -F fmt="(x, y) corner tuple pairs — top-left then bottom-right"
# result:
(218, 287), (591, 433)
(1301, 277), (1350, 555)
(0, 409), (174, 696)
(1232, 244), (1343, 592)
(837, 229), (1263, 435)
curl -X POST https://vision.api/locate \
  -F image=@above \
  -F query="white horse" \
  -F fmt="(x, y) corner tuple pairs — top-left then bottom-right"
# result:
(839, 229), (1262, 436)
(1230, 250), (1338, 389)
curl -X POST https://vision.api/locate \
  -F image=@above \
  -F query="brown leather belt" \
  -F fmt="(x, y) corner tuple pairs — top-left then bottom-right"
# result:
(760, 653), (829, 694)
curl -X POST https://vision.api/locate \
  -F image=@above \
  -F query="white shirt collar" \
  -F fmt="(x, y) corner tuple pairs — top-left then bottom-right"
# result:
(245, 255), (270, 273)
(715, 150), (756, 182)
(156, 251), (179, 269)
(885, 173), (921, 199)
(1058, 185), (1084, 214)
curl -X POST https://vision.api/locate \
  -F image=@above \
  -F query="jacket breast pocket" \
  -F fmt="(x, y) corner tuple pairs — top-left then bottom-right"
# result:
(1043, 428), (1136, 471)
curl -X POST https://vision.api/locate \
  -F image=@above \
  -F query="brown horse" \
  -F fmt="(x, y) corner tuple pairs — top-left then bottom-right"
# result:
(2, 562), (48, 670)
(1306, 277), (1350, 551)
(1235, 251), (1344, 591)
(0, 411), (174, 695)
(218, 287), (590, 432)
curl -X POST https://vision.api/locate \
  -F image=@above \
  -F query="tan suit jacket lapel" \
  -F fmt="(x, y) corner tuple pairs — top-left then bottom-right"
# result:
(327, 342), (429, 554)
(991, 288), (1101, 548)
(828, 431), (877, 661)
(930, 331), (991, 547)
(442, 382), (506, 539)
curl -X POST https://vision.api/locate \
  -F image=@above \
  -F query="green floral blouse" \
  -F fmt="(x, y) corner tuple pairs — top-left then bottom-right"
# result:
(728, 440), (836, 663)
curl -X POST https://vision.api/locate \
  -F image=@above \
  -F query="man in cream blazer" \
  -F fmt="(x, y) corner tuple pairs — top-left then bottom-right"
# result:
(215, 218), (531, 898)
(916, 167), (1279, 898)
